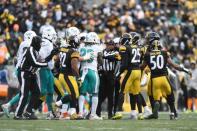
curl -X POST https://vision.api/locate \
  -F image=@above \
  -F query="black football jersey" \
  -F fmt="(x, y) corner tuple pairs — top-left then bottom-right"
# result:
(119, 45), (141, 70)
(144, 50), (169, 78)
(59, 47), (79, 75)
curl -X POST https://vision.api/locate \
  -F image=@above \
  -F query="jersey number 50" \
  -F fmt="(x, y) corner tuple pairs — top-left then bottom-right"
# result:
(150, 55), (164, 70)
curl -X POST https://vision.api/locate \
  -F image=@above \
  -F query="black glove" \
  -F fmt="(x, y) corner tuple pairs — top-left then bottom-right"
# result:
(45, 48), (59, 62)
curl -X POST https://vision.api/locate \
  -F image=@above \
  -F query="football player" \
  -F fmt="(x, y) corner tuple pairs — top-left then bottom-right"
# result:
(141, 32), (191, 119)
(78, 32), (103, 120)
(38, 27), (58, 119)
(55, 27), (81, 119)
(119, 32), (144, 119)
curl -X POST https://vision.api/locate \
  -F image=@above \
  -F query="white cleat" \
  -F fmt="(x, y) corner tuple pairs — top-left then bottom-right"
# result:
(1, 104), (10, 118)
(130, 110), (138, 120)
(89, 114), (103, 120)
(143, 107), (152, 118)
(46, 111), (56, 120)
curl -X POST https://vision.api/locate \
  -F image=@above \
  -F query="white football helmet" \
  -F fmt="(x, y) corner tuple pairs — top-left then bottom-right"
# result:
(24, 30), (36, 42)
(42, 27), (57, 43)
(85, 32), (100, 44)
(65, 27), (80, 41)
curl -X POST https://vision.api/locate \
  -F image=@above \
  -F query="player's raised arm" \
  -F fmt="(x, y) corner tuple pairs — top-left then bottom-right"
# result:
(167, 53), (191, 75)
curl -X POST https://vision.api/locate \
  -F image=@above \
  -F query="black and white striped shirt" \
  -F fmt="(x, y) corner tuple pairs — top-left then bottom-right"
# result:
(100, 49), (119, 72)
(20, 47), (47, 74)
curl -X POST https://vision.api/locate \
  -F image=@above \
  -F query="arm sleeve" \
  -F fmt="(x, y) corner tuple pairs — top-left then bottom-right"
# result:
(119, 46), (128, 74)
(29, 47), (47, 67)
(103, 51), (117, 61)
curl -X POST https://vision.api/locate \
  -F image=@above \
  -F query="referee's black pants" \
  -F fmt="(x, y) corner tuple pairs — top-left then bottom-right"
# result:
(113, 76), (124, 115)
(15, 71), (40, 117)
(96, 71), (115, 119)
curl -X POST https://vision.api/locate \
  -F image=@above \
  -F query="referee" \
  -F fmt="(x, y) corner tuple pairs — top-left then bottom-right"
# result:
(96, 40), (121, 119)
(14, 36), (48, 120)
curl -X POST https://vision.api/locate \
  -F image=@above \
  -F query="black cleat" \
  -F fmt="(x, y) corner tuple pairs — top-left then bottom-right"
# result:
(23, 112), (38, 120)
(145, 114), (158, 119)
(13, 115), (24, 120)
(170, 113), (176, 120)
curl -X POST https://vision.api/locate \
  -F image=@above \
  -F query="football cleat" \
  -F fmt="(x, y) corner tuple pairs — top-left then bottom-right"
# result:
(13, 115), (24, 120)
(1, 104), (10, 118)
(130, 110), (138, 120)
(112, 113), (122, 120)
(145, 114), (158, 119)
(23, 112), (38, 120)
(89, 114), (103, 120)
(46, 111), (56, 120)
(169, 112), (175, 120)
(143, 107), (152, 118)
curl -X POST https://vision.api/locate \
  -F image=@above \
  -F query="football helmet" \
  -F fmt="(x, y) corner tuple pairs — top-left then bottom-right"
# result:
(129, 32), (140, 45)
(85, 32), (100, 44)
(65, 27), (80, 41)
(145, 32), (160, 44)
(24, 30), (36, 42)
(42, 27), (57, 43)
(145, 32), (161, 51)
(120, 33), (131, 45)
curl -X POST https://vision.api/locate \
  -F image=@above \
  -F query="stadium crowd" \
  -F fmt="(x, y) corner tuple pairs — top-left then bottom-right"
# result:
(0, 0), (197, 116)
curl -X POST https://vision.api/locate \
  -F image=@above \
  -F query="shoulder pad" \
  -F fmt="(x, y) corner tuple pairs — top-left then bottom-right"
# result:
(71, 51), (80, 58)
(119, 46), (126, 52)
(60, 47), (68, 52)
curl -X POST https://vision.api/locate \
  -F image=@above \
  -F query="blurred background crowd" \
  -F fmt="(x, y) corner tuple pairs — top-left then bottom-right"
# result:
(0, 0), (197, 113)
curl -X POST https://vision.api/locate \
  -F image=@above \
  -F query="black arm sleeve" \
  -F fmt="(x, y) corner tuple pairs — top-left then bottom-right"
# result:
(29, 47), (47, 67)
(119, 51), (128, 74)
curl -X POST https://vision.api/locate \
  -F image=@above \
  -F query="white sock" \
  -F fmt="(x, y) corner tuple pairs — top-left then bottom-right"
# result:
(79, 95), (85, 114)
(91, 96), (98, 116)
(56, 100), (63, 106)
(61, 104), (68, 113)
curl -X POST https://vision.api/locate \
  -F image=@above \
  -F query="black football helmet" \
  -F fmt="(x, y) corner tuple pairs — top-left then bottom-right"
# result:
(145, 32), (160, 44)
(145, 32), (161, 51)
(130, 32), (140, 45)
(120, 33), (131, 45)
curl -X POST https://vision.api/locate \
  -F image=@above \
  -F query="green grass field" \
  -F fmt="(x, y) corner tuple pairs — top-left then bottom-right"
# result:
(0, 113), (197, 131)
